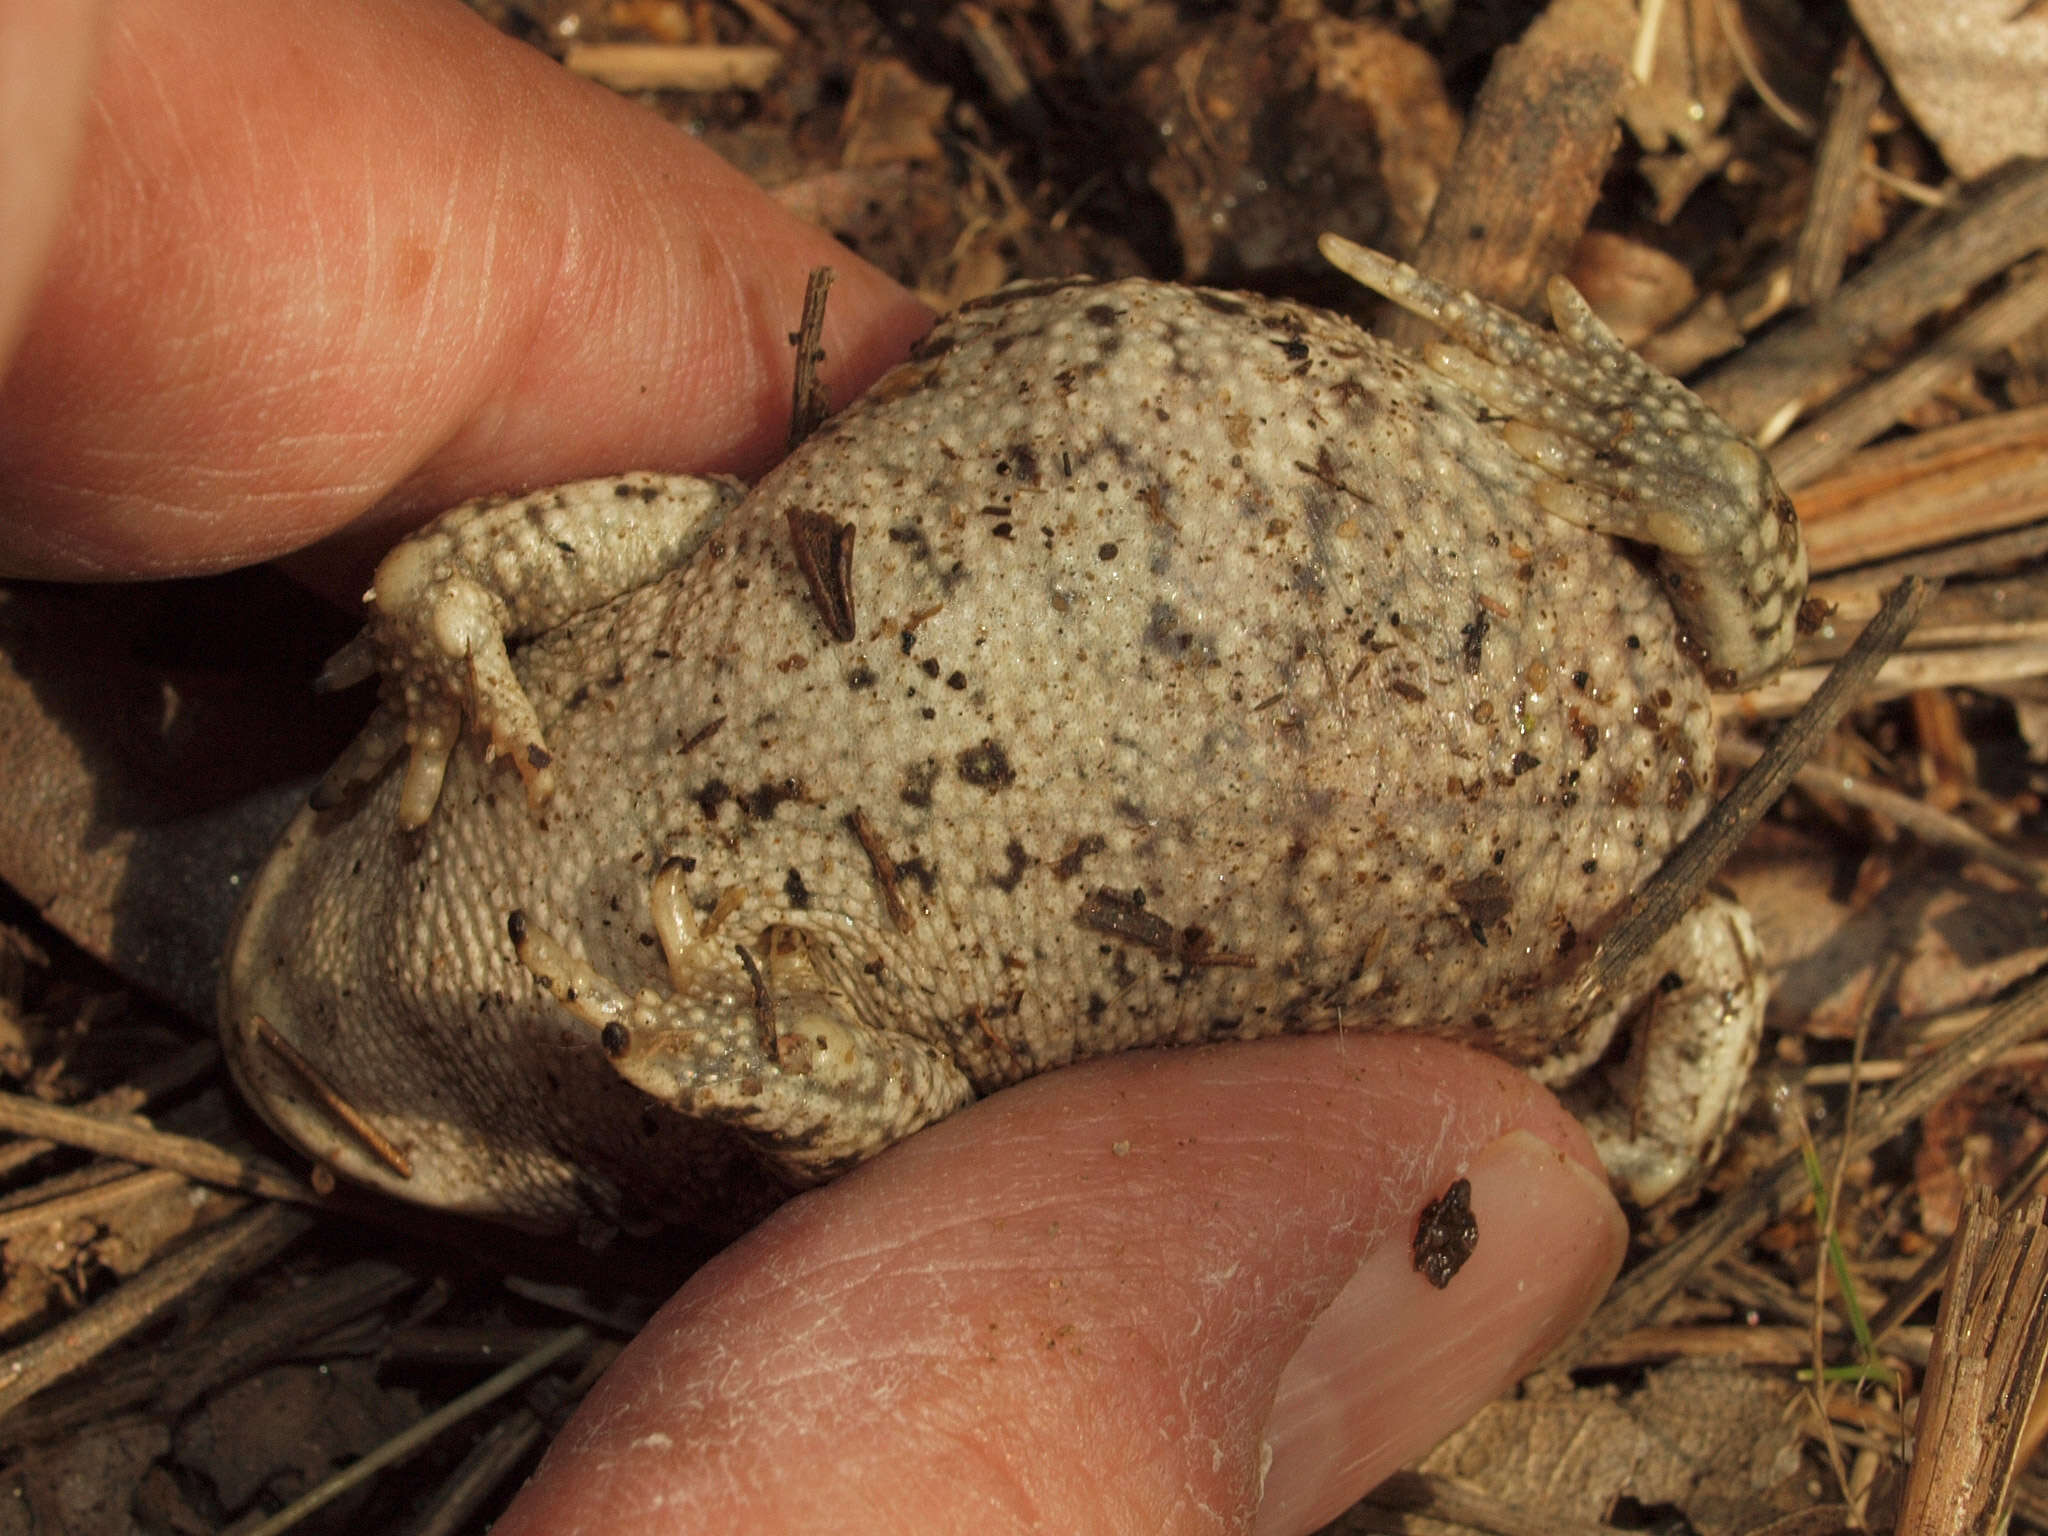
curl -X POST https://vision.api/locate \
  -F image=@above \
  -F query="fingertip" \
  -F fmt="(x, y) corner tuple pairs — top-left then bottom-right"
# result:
(497, 1036), (1625, 1535)
(1253, 1128), (1626, 1534)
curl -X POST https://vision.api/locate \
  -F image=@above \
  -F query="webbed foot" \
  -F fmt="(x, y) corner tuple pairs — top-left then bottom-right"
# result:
(1320, 234), (1806, 688)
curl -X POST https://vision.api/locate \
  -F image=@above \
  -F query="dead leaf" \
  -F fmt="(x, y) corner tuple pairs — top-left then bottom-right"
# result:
(1850, 0), (2048, 179)
(841, 58), (952, 168)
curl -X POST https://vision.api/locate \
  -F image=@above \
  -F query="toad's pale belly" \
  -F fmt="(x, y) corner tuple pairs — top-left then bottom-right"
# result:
(224, 271), (1783, 1229)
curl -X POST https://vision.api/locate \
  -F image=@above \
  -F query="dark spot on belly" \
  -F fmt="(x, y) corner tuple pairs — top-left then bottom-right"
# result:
(989, 839), (1034, 892)
(1449, 871), (1513, 943)
(1053, 833), (1107, 880)
(957, 739), (1016, 790)
(739, 778), (806, 819)
(1461, 609), (1489, 675)
(693, 778), (732, 820)
(900, 757), (940, 809)
(783, 868), (811, 908)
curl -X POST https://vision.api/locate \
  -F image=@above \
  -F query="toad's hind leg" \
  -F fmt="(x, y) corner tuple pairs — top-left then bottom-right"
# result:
(315, 472), (743, 828)
(1318, 234), (1806, 689)
(1546, 891), (1766, 1205)
(509, 861), (974, 1185)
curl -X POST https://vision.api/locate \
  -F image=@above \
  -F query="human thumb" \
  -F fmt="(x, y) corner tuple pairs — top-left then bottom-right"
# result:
(496, 1034), (1626, 1535)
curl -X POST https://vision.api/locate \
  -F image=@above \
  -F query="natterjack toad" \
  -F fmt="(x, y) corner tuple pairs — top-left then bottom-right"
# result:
(220, 237), (1806, 1231)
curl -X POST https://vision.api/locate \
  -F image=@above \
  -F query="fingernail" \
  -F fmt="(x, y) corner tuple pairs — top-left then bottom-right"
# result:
(1253, 1130), (1626, 1534)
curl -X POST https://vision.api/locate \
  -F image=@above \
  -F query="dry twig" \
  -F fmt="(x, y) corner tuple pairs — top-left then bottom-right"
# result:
(1697, 158), (2048, 437)
(1772, 260), (2048, 490)
(1572, 577), (1935, 1009)
(0, 1088), (315, 1204)
(1378, 0), (1628, 339)
(787, 266), (835, 451)
(1791, 38), (1884, 307)
(1897, 1191), (2048, 1535)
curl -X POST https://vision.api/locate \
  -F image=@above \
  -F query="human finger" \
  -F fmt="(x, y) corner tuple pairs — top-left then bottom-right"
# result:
(0, 0), (110, 365)
(0, 0), (930, 583)
(495, 1035), (1626, 1535)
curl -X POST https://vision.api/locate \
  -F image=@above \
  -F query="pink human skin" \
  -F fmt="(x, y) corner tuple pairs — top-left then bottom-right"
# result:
(0, 0), (929, 586)
(0, 4), (1627, 1531)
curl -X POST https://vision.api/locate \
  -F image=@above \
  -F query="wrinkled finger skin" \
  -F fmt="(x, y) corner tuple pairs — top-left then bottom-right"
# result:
(496, 1037), (1626, 1536)
(0, 0), (930, 587)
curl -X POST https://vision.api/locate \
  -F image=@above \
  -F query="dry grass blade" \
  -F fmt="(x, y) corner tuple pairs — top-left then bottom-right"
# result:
(237, 1323), (592, 1536)
(403, 1407), (551, 1536)
(0, 1087), (316, 1203)
(1897, 1191), (2048, 1535)
(405, 1338), (618, 1536)
(255, 1016), (413, 1178)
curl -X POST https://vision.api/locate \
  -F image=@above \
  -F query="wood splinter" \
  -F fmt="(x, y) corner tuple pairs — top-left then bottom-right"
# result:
(787, 508), (858, 643)
(787, 266), (835, 450)
(1077, 888), (1256, 969)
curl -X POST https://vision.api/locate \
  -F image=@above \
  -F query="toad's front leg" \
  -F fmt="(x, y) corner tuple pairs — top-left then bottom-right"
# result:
(510, 860), (974, 1184)
(315, 472), (742, 828)
(1320, 235), (1808, 689)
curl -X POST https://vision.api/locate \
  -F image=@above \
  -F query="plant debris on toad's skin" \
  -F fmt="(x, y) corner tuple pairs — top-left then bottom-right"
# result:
(220, 236), (1806, 1233)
